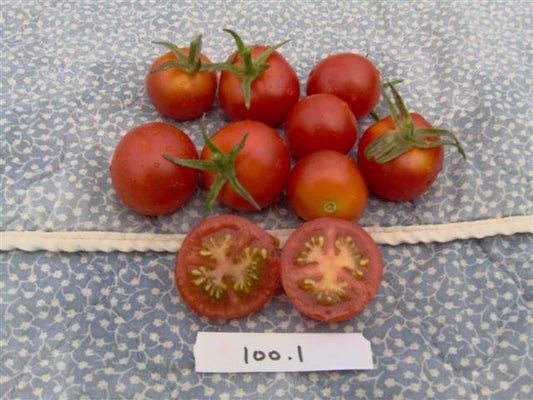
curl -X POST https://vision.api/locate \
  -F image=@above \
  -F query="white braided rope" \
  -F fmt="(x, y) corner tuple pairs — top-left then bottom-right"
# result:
(1, 215), (531, 253)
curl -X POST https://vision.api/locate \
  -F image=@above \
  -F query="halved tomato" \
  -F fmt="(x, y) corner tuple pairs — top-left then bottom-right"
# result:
(281, 218), (383, 322)
(175, 215), (281, 319)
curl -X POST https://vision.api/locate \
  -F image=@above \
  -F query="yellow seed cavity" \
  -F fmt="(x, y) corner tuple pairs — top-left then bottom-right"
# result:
(352, 267), (365, 280)
(260, 248), (268, 259)
(231, 246), (267, 295)
(191, 233), (269, 298)
(295, 235), (325, 266)
(189, 265), (227, 299)
(199, 234), (233, 259)
(301, 278), (349, 305)
(335, 235), (370, 280)
(295, 234), (374, 305)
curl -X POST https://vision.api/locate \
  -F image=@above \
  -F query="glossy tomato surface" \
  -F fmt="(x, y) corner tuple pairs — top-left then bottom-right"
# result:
(281, 218), (383, 322)
(175, 215), (281, 319)
(284, 93), (358, 159)
(357, 113), (444, 201)
(287, 150), (368, 221)
(146, 50), (217, 121)
(218, 45), (300, 126)
(110, 122), (198, 216)
(306, 53), (380, 120)
(201, 120), (291, 211)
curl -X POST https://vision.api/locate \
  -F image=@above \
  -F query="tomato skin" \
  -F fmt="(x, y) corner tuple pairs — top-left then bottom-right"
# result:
(284, 93), (358, 159)
(175, 215), (281, 320)
(281, 217), (383, 322)
(357, 113), (444, 201)
(201, 120), (291, 211)
(218, 45), (300, 126)
(146, 50), (217, 121)
(287, 150), (368, 221)
(110, 122), (198, 216)
(306, 53), (380, 120)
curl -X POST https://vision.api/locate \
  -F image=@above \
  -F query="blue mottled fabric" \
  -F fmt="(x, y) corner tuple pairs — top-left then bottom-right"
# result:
(1, 1), (532, 399)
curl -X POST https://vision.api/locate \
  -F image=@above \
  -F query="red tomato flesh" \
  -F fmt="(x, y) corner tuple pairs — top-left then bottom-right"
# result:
(281, 218), (383, 322)
(175, 215), (281, 319)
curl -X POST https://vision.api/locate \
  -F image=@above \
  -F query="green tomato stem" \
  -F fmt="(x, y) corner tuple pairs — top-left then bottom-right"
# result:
(163, 116), (261, 215)
(151, 34), (206, 75)
(203, 29), (290, 109)
(364, 82), (467, 163)
(369, 110), (380, 121)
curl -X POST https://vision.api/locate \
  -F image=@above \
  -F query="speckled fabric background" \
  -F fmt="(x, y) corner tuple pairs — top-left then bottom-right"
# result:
(1, 1), (532, 399)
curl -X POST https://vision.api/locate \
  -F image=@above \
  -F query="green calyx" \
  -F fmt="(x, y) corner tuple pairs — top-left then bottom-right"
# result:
(205, 28), (290, 109)
(151, 34), (210, 75)
(163, 117), (261, 216)
(364, 81), (467, 164)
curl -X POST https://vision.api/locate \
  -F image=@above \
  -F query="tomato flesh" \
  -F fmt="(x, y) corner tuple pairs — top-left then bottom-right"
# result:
(175, 215), (281, 319)
(281, 218), (383, 322)
(357, 113), (444, 201)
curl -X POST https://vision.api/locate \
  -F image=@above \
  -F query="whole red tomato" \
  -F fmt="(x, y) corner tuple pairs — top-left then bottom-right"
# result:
(356, 82), (466, 201)
(284, 93), (358, 159)
(175, 215), (281, 320)
(201, 120), (291, 211)
(357, 113), (444, 201)
(146, 36), (217, 121)
(287, 150), (368, 221)
(165, 119), (291, 213)
(217, 30), (300, 126)
(110, 122), (198, 216)
(306, 53), (380, 120)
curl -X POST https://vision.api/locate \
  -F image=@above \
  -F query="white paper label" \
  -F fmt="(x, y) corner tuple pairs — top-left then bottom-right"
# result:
(194, 332), (374, 373)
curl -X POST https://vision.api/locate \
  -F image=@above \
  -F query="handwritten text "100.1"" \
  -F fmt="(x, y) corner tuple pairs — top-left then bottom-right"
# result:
(243, 345), (304, 364)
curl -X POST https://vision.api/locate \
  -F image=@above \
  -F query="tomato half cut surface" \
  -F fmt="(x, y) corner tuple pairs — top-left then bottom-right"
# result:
(281, 218), (383, 322)
(175, 215), (281, 320)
